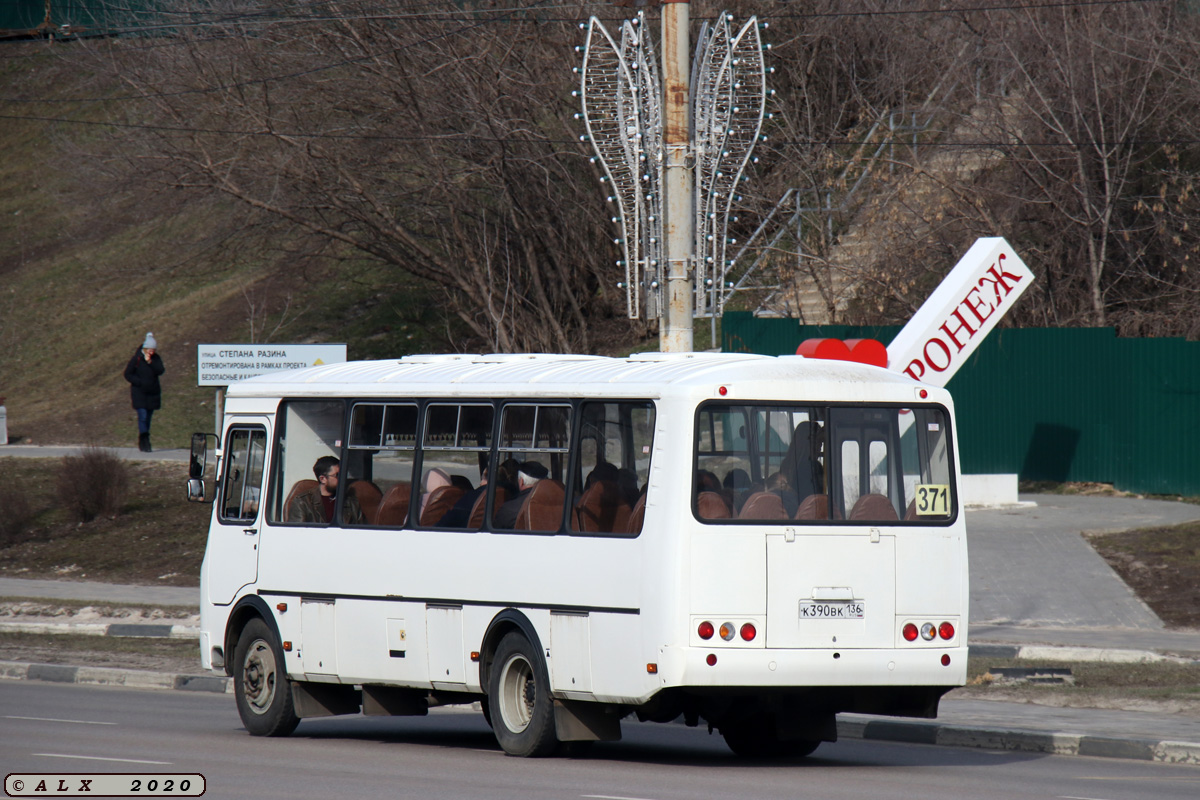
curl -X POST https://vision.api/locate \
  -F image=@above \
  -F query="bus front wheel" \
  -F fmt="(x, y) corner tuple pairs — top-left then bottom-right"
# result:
(233, 618), (300, 737)
(488, 632), (558, 757)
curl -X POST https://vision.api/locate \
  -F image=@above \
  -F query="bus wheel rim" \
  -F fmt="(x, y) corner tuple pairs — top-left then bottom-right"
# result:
(242, 639), (277, 715)
(498, 653), (535, 734)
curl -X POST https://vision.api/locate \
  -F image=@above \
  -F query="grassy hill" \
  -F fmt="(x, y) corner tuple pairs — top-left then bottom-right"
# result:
(0, 42), (456, 449)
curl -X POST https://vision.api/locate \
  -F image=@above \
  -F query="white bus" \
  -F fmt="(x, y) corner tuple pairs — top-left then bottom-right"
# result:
(190, 352), (968, 758)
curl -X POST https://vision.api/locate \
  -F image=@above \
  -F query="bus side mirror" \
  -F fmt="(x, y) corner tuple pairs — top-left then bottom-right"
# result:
(188, 432), (220, 504)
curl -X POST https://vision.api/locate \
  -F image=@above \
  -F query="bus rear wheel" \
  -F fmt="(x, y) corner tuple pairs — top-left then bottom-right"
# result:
(721, 715), (821, 759)
(233, 618), (299, 737)
(488, 632), (558, 757)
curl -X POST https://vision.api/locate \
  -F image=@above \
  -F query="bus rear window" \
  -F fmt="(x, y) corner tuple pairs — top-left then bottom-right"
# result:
(695, 404), (954, 524)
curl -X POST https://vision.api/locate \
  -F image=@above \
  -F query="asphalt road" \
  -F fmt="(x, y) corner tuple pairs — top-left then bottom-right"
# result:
(3, 682), (1198, 800)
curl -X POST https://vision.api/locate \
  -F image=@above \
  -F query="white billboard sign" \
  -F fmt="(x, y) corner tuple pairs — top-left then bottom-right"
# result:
(887, 237), (1034, 387)
(197, 343), (347, 387)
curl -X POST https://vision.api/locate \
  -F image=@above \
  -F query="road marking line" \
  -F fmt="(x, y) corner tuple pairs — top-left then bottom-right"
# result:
(582, 795), (660, 800)
(34, 754), (172, 765)
(1058, 796), (1115, 800)
(5, 715), (117, 725)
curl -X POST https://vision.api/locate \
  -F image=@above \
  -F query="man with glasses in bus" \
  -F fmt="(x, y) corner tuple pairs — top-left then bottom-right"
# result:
(289, 456), (366, 525)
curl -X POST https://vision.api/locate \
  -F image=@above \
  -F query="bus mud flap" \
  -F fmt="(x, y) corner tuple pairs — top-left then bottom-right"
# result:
(361, 685), (430, 717)
(292, 681), (361, 718)
(553, 699), (622, 742)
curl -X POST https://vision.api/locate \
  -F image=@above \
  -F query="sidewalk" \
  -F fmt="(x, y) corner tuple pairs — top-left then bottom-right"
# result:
(0, 444), (189, 464)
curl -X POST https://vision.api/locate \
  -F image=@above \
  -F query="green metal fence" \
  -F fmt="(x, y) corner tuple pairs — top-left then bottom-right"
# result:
(1, 1), (159, 39)
(722, 312), (1200, 495)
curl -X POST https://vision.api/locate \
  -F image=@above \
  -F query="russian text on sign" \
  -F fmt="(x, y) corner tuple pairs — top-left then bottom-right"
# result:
(886, 237), (1034, 388)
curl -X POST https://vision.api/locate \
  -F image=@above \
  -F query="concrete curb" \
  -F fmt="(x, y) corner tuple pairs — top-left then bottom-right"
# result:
(0, 660), (231, 694)
(968, 642), (1195, 664)
(837, 716), (1200, 765)
(0, 621), (199, 639)
(3, 658), (1198, 765)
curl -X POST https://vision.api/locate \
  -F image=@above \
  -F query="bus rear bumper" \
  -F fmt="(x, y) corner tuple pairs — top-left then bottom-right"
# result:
(663, 644), (969, 691)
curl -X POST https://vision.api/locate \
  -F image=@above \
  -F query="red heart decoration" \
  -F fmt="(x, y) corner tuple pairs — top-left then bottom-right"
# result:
(796, 338), (851, 360)
(845, 338), (888, 368)
(796, 338), (888, 368)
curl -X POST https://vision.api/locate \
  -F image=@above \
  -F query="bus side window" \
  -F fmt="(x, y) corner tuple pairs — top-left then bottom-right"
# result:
(571, 401), (655, 535)
(492, 404), (571, 533)
(267, 400), (346, 526)
(418, 403), (493, 529)
(346, 402), (417, 527)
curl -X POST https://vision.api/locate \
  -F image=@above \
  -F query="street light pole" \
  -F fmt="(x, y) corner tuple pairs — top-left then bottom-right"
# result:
(660, 1), (693, 353)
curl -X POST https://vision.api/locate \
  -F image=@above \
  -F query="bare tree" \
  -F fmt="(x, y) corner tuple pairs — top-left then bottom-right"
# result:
(75, 1), (637, 353)
(761, 3), (1200, 337)
(981, 3), (1200, 329)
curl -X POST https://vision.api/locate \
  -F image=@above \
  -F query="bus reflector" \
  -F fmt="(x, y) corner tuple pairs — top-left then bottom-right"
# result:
(902, 623), (919, 641)
(647, 663), (658, 674)
(740, 623), (756, 641)
(698, 621), (715, 640)
(282, 641), (292, 651)
(939, 622), (955, 640)
(706, 654), (717, 666)
(941, 654), (951, 666)
(276, 603), (288, 612)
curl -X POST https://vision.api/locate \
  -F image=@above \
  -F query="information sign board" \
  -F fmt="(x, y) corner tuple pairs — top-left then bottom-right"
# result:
(196, 344), (347, 387)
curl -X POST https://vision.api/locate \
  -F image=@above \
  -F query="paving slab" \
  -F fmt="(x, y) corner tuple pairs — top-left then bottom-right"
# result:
(965, 494), (1200, 629)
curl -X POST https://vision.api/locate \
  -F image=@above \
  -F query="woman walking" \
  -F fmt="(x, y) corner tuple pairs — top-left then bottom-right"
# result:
(124, 332), (165, 452)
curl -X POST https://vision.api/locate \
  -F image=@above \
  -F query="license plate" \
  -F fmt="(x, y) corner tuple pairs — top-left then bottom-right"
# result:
(799, 601), (865, 619)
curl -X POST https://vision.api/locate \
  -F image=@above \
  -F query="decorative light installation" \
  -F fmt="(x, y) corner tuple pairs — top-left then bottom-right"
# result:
(580, 11), (766, 319)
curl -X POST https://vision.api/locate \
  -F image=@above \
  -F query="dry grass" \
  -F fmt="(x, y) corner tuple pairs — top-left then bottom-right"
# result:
(0, 457), (209, 585)
(1088, 521), (1200, 628)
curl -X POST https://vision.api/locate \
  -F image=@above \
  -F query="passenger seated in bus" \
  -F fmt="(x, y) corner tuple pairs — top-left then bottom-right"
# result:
(494, 458), (521, 497)
(584, 461), (618, 490)
(695, 469), (733, 518)
(765, 471), (799, 516)
(493, 461), (549, 528)
(723, 468), (751, 513)
(287, 456), (366, 525)
(418, 468), (451, 519)
(450, 474), (474, 492)
(616, 467), (641, 508)
(438, 469), (489, 528)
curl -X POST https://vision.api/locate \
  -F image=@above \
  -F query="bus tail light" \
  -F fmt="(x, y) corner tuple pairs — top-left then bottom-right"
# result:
(939, 622), (955, 640)
(698, 621), (714, 640)
(739, 623), (756, 641)
(920, 622), (937, 641)
(902, 623), (919, 641)
(719, 622), (736, 641)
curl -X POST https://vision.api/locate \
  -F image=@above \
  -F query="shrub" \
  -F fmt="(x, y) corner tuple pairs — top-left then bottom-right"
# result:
(58, 446), (129, 522)
(0, 482), (36, 545)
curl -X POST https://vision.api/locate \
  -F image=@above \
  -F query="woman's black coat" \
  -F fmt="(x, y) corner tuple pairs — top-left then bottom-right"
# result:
(124, 347), (165, 410)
